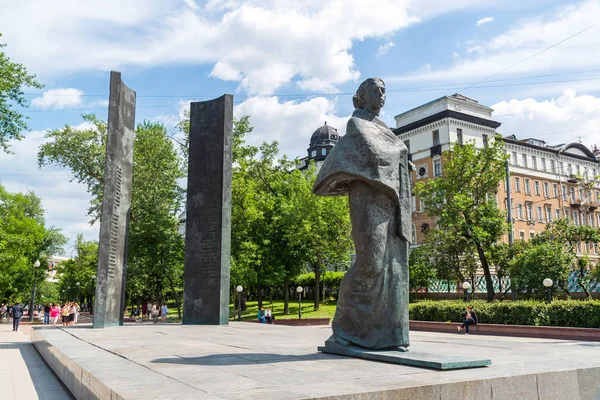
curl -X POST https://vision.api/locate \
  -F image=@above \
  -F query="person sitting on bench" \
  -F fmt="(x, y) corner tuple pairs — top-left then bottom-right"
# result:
(458, 305), (478, 334)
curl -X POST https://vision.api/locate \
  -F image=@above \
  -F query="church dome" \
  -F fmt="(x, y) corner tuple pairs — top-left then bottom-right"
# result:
(309, 122), (339, 148)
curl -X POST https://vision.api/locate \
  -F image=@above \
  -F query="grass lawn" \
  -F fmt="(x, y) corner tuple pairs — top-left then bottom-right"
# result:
(228, 299), (337, 321)
(134, 300), (338, 323)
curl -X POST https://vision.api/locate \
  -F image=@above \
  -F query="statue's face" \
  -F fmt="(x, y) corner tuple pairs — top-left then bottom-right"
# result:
(364, 79), (386, 115)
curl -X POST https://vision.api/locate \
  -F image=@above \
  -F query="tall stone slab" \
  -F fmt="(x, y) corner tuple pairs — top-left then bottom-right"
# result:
(183, 95), (233, 325)
(93, 71), (135, 329)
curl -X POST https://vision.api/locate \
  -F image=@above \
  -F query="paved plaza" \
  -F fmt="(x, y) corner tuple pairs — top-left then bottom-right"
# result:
(30, 322), (600, 399)
(0, 323), (72, 400)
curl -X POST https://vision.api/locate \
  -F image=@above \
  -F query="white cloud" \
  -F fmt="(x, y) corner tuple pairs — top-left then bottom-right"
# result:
(31, 88), (84, 109)
(377, 41), (396, 57)
(234, 96), (350, 158)
(387, 0), (600, 91)
(493, 89), (600, 147)
(0, 0), (422, 95)
(476, 17), (494, 26)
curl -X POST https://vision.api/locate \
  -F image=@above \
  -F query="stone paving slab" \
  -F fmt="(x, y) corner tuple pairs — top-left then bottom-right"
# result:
(32, 322), (600, 399)
(0, 323), (73, 400)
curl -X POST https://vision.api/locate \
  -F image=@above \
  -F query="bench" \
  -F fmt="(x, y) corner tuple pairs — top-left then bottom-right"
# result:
(244, 318), (331, 326)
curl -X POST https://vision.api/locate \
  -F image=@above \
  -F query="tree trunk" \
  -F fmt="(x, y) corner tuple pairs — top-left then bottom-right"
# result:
(283, 277), (290, 315)
(578, 277), (592, 300)
(257, 285), (263, 308)
(475, 243), (496, 302)
(314, 262), (320, 311)
(167, 274), (181, 319)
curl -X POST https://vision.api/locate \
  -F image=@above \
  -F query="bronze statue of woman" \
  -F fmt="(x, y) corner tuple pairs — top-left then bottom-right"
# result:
(313, 77), (411, 351)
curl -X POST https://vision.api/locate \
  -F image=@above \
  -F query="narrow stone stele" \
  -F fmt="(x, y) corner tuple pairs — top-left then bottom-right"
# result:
(182, 94), (233, 325)
(93, 71), (135, 329)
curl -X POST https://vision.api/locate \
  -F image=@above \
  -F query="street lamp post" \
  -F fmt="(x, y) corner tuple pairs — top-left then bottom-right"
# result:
(296, 286), (304, 319)
(462, 281), (471, 302)
(543, 278), (553, 303)
(236, 286), (243, 321)
(76, 282), (80, 303)
(29, 260), (41, 322)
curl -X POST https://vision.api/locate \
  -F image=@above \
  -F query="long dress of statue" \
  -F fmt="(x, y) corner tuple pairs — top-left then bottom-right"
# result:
(313, 77), (412, 350)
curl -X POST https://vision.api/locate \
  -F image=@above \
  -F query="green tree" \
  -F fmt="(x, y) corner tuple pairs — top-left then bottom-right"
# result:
(422, 229), (478, 286)
(408, 245), (436, 300)
(509, 242), (573, 300)
(533, 218), (600, 298)
(56, 235), (98, 303)
(414, 137), (508, 301)
(0, 33), (43, 152)
(489, 240), (529, 296)
(280, 163), (352, 311)
(0, 186), (66, 302)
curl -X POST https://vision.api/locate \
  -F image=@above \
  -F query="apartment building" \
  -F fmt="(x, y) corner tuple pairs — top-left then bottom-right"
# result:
(393, 94), (600, 261)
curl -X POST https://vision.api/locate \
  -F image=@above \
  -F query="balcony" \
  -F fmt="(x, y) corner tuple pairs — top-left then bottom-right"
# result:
(567, 174), (580, 183)
(430, 144), (442, 156)
(570, 199), (581, 208)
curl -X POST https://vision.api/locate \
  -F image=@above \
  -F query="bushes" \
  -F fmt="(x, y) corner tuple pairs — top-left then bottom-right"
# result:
(409, 300), (600, 328)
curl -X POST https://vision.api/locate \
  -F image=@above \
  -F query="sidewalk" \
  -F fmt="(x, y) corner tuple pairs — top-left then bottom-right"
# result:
(0, 322), (73, 400)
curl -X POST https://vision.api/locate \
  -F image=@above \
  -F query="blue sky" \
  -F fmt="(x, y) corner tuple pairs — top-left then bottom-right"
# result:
(1, 0), (599, 251)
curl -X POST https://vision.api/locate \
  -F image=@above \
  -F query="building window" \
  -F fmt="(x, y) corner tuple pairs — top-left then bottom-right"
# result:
(321, 148), (327, 156)
(562, 185), (567, 201)
(545, 206), (551, 223)
(512, 151), (518, 165)
(537, 206), (543, 222)
(567, 163), (572, 175)
(432, 130), (440, 146)
(555, 209), (560, 221)
(534, 181), (540, 196)
(515, 177), (521, 192)
(550, 159), (555, 173)
(419, 199), (424, 212)
(482, 134), (488, 148)
(522, 154), (528, 168)
(564, 207), (570, 220)
(412, 224), (416, 243)
(311, 150), (317, 157)
(524, 178), (531, 195)
(530, 231), (535, 240)
(519, 230), (525, 241)
(526, 203), (533, 220)
(517, 204), (523, 219)
(570, 187), (576, 203)
(411, 196), (416, 212)
(532, 156), (537, 170)
(559, 161), (564, 175)
(590, 214), (595, 227)
(543, 182), (549, 198)
(434, 158), (442, 176)
(552, 183), (558, 198)
(457, 128), (463, 145)
(574, 211), (579, 226)
(541, 157), (546, 171)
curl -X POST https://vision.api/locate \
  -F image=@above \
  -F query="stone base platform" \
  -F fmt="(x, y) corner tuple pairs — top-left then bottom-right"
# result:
(31, 323), (600, 399)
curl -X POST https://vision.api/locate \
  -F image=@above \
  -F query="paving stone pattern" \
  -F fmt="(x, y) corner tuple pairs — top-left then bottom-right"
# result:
(31, 322), (600, 399)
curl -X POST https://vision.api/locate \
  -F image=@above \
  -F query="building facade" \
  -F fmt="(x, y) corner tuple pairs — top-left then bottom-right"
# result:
(392, 94), (600, 263)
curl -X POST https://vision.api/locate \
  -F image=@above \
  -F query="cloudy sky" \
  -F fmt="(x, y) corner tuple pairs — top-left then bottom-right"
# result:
(1, 0), (599, 251)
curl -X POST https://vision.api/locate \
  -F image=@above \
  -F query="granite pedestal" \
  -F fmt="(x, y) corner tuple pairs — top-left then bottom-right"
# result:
(31, 323), (600, 399)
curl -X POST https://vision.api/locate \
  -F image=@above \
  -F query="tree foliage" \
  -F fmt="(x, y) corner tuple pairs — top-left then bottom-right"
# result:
(414, 137), (508, 301)
(408, 245), (437, 294)
(533, 218), (600, 298)
(0, 33), (43, 152)
(0, 185), (66, 302)
(509, 242), (573, 300)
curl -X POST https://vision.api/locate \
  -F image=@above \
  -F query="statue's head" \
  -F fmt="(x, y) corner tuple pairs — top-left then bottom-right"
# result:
(353, 77), (386, 116)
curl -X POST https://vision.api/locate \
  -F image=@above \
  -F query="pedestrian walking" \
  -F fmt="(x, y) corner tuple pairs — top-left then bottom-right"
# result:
(50, 304), (60, 327)
(151, 304), (159, 324)
(73, 302), (79, 325)
(160, 304), (168, 323)
(44, 303), (51, 325)
(141, 302), (148, 322)
(146, 301), (152, 322)
(0, 303), (6, 323)
(12, 302), (24, 332)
